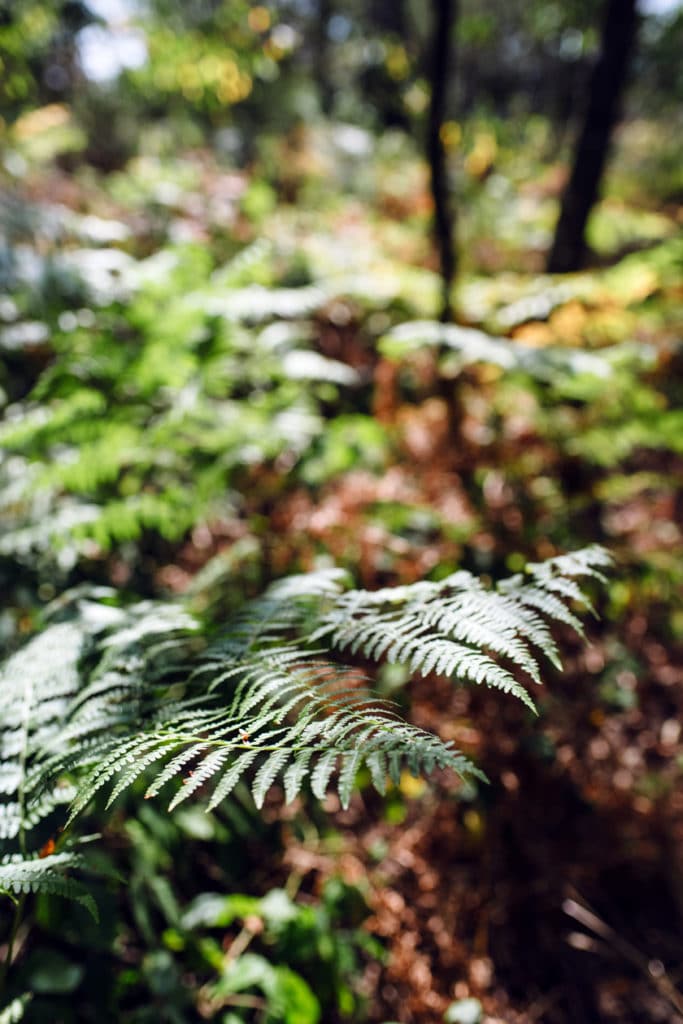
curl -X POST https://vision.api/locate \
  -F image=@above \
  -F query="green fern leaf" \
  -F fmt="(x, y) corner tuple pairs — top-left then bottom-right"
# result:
(0, 854), (98, 921)
(206, 751), (260, 811)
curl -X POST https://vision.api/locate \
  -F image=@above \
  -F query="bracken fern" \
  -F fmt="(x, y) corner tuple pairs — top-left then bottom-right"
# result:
(0, 545), (610, 915)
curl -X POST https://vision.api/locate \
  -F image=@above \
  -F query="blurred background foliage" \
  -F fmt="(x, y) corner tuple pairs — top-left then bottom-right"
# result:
(1, 0), (683, 1021)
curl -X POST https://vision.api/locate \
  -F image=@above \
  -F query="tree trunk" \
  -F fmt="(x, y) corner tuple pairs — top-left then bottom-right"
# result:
(547, 0), (639, 273)
(371, 0), (407, 38)
(314, 0), (334, 116)
(426, 0), (457, 321)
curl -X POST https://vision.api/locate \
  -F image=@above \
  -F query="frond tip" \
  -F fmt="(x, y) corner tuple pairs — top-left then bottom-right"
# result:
(313, 544), (612, 714)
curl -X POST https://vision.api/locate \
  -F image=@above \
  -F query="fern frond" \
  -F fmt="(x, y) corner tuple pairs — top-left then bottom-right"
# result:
(379, 320), (615, 380)
(0, 545), (609, 901)
(64, 644), (474, 816)
(311, 545), (611, 712)
(199, 284), (328, 323)
(0, 853), (98, 921)
(0, 253), (364, 560)
(500, 544), (613, 624)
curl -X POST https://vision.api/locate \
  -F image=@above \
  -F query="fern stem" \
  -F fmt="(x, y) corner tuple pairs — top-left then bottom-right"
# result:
(17, 687), (32, 858)
(0, 893), (26, 995)
(156, 726), (399, 753)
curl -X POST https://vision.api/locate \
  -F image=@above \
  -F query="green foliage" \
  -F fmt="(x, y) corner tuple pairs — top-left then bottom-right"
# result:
(0, 242), (362, 565)
(379, 278), (683, 472)
(181, 881), (372, 1021)
(298, 415), (390, 487)
(0, 995), (31, 1024)
(0, 2), (90, 120)
(0, 547), (608, 918)
(379, 318), (618, 380)
(206, 952), (320, 1023)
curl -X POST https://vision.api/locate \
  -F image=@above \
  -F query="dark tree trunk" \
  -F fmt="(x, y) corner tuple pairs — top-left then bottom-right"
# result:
(547, 0), (639, 273)
(427, 0), (457, 321)
(314, 0), (334, 116)
(371, 0), (407, 37)
(545, 55), (586, 162)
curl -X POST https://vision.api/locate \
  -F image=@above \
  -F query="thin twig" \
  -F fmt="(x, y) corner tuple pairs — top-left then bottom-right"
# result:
(564, 890), (683, 1019)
